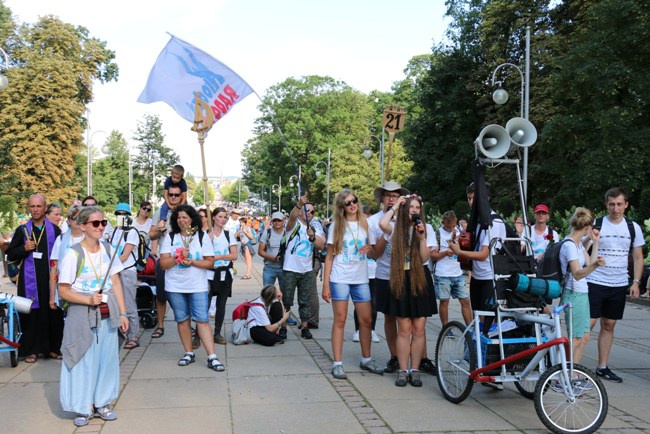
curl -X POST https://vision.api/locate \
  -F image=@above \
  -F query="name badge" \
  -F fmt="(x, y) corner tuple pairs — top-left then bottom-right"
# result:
(220, 271), (226, 281)
(33, 251), (43, 260)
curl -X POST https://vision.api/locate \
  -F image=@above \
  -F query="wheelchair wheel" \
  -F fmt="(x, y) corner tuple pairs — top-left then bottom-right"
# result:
(0, 310), (18, 367)
(515, 379), (536, 399)
(435, 321), (475, 403)
(534, 363), (608, 434)
(140, 312), (156, 329)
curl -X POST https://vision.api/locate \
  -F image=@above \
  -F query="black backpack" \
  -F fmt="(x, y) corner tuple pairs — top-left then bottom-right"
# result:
(110, 228), (150, 271)
(536, 238), (576, 287)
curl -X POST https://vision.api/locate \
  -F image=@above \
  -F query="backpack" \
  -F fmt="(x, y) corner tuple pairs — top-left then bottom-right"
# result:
(169, 230), (205, 248)
(69, 241), (113, 284)
(110, 228), (151, 271)
(536, 238), (575, 288)
(231, 300), (265, 321)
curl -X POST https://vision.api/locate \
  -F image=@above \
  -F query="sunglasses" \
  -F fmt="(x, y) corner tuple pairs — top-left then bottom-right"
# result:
(272, 219), (283, 223)
(169, 193), (181, 198)
(85, 219), (108, 228)
(142, 207), (152, 212)
(68, 215), (78, 221)
(115, 212), (129, 216)
(306, 209), (315, 215)
(344, 197), (359, 207)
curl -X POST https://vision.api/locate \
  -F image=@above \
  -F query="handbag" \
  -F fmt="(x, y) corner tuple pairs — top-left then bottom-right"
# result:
(231, 318), (254, 345)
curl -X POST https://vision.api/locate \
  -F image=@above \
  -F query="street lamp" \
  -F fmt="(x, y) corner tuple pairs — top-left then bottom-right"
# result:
(315, 147), (331, 219)
(0, 47), (9, 91)
(362, 135), (383, 185)
(490, 25), (531, 205)
(272, 176), (282, 211)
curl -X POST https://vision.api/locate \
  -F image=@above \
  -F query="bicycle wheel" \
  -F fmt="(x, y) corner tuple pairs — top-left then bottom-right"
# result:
(534, 363), (608, 434)
(515, 352), (550, 399)
(435, 321), (476, 403)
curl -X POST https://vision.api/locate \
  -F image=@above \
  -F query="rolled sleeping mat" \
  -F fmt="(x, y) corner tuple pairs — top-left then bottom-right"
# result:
(0, 292), (34, 314)
(509, 274), (562, 300)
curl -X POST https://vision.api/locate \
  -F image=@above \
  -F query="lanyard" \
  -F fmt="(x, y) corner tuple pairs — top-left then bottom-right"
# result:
(83, 245), (104, 288)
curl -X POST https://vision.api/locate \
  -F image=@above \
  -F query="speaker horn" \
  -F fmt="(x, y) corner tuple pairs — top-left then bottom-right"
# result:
(475, 124), (510, 159)
(506, 117), (537, 148)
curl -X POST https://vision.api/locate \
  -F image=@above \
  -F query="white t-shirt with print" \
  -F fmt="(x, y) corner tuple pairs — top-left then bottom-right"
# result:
(282, 220), (324, 274)
(586, 216), (645, 287)
(208, 229), (238, 281)
(435, 227), (463, 277)
(59, 243), (124, 294)
(51, 233), (85, 262)
(368, 211), (391, 280)
(559, 238), (587, 293)
(327, 220), (369, 284)
(472, 214), (507, 280)
(531, 227), (560, 258)
(160, 231), (214, 293)
(109, 228), (139, 269)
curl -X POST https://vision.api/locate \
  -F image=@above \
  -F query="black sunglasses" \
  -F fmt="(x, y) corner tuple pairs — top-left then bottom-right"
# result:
(306, 209), (315, 215)
(344, 197), (359, 207)
(169, 193), (181, 198)
(272, 219), (283, 223)
(68, 215), (78, 221)
(85, 219), (108, 228)
(142, 207), (152, 212)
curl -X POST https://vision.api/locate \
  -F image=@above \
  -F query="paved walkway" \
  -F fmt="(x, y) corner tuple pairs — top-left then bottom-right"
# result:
(1, 256), (650, 433)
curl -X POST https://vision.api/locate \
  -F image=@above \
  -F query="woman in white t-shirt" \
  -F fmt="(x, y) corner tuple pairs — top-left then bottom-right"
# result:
(322, 189), (383, 380)
(159, 205), (222, 371)
(207, 207), (239, 345)
(133, 201), (154, 252)
(559, 207), (605, 363)
(57, 206), (128, 427)
(248, 285), (291, 346)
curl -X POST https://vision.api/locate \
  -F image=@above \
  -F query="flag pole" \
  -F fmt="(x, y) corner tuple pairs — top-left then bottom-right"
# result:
(191, 92), (215, 230)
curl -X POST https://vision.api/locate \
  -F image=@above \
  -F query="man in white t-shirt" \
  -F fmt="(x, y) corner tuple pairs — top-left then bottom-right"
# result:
(224, 209), (241, 235)
(279, 195), (325, 340)
(109, 202), (140, 349)
(586, 187), (645, 383)
(530, 203), (560, 264)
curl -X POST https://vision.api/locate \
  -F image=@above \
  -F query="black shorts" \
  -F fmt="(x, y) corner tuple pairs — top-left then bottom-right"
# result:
(588, 282), (627, 320)
(154, 260), (167, 303)
(469, 278), (495, 311)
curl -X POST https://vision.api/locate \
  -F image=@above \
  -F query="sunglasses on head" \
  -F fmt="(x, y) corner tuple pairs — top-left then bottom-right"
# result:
(85, 219), (108, 228)
(169, 193), (181, 198)
(344, 197), (359, 207)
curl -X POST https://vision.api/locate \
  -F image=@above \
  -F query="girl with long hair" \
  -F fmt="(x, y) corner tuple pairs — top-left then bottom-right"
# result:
(379, 194), (437, 387)
(322, 189), (384, 379)
(247, 284), (291, 346)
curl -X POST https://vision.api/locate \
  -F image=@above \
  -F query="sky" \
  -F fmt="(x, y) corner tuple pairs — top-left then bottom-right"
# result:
(4, 0), (449, 180)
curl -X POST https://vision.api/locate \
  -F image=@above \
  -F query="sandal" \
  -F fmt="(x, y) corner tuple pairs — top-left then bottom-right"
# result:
(152, 327), (165, 338)
(49, 352), (63, 360)
(240, 275), (252, 280)
(208, 357), (225, 372)
(124, 339), (140, 349)
(178, 353), (195, 366)
(25, 354), (38, 363)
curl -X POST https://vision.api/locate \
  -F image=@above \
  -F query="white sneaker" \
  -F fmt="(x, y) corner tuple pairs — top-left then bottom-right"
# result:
(371, 330), (380, 343)
(352, 331), (360, 342)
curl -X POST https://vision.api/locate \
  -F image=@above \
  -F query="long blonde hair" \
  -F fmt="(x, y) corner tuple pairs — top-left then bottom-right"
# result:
(389, 196), (426, 299)
(330, 189), (368, 255)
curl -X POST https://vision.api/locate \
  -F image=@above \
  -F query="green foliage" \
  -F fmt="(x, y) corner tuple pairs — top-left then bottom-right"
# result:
(221, 179), (248, 205)
(0, 14), (118, 207)
(193, 180), (216, 206)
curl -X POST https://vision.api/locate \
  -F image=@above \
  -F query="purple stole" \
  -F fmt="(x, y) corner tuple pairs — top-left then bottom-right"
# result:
(23, 219), (56, 309)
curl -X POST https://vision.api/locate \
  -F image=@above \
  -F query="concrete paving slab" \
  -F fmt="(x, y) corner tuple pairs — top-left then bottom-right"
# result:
(229, 374), (341, 405)
(130, 342), (228, 380)
(116, 377), (231, 409)
(232, 401), (364, 434)
(10, 358), (63, 383)
(226, 354), (321, 377)
(102, 406), (232, 434)
(0, 382), (72, 433)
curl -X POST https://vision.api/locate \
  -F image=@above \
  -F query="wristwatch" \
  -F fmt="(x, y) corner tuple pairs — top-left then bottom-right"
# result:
(632, 279), (641, 284)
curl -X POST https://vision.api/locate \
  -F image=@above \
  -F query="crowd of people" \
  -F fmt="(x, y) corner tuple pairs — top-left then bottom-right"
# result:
(1, 166), (647, 425)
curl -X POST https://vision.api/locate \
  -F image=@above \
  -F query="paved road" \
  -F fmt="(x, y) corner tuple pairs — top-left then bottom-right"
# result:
(1, 255), (649, 433)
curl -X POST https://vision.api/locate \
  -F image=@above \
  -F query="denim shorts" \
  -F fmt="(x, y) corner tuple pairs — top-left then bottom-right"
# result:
(434, 275), (468, 300)
(330, 282), (371, 303)
(561, 290), (590, 338)
(166, 291), (210, 323)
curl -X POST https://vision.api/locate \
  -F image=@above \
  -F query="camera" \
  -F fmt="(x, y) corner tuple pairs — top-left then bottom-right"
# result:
(116, 215), (133, 228)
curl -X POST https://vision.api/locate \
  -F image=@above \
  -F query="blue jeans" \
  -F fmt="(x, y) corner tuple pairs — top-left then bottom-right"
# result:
(167, 291), (210, 323)
(263, 266), (283, 286)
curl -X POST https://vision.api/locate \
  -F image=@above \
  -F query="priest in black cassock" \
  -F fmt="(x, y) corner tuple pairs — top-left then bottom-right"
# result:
(7, 194), (63, 362)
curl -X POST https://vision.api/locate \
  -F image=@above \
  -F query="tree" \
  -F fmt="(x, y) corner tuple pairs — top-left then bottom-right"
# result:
(0, 15), (118, 207)
(220, 179), (247, 205)
(91, 130), (129, 208)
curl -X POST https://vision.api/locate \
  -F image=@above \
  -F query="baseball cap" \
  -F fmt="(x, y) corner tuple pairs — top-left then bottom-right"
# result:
(271, 211), (285, 220)
(534, 204), (549, 213)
